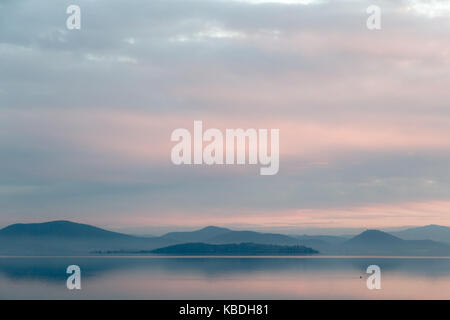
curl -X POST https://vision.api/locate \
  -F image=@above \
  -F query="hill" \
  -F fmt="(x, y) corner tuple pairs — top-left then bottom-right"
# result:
(0, 220), (129, 239)
(391, 225), (450, 243)
(207, 231), (301, 245)
(0, 221), (174, 256)
(162, 227), (303, 246)
(290, 235), (348, 254)
(339, 230), (450, 256)
(161, 226), (231, 242)
(345, 230), (403, 246)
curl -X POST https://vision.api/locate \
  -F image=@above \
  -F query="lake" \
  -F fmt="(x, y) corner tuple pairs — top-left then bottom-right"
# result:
(0, 256), (449, 299)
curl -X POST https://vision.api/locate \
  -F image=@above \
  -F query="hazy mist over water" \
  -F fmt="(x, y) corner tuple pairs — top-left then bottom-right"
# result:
(0, 257), (449, 299)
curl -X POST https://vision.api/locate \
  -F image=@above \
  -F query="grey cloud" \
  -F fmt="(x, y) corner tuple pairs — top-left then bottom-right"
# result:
(1, 0), (450, 226)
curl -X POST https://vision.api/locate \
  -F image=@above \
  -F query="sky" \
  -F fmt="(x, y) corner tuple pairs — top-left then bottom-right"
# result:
(1, 0), (450, 234)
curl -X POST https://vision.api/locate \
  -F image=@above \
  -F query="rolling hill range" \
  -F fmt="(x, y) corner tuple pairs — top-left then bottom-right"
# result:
(0, 221), (175, 255)
(207, 231), (301, 245)
(391, 225), (450, 244)
(0, 221), (450, 256)
(160, 227), (306, 245)
(161, 226), (231, 242)
(338, 230), (450, 256)
(0, 220), (130, 239)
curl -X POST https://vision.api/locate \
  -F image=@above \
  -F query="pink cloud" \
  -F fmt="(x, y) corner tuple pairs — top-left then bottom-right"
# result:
(5, 108), (450, 169)
(97, 200), (450, 230)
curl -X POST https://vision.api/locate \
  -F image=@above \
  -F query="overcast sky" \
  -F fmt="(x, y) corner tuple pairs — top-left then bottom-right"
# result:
(1, 0), (450, 234)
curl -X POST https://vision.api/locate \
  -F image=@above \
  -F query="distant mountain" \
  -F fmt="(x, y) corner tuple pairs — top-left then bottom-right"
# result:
(151, 242), (319, 256)
(294, 235), (348, 244)
(162, 227), (303, 246)
(391, 225), (450, 243)
(0, 222), (306, 255)
(290, 235), (348, 253)
(0, 221), (175, 256)
(0, 221), (130, 239)
(208, 231), (301, 245)
(339, 230), (450, 256)
(161, 226), (231, 242)
(345, 230), (403, 246)
(1, 221), (450, 256)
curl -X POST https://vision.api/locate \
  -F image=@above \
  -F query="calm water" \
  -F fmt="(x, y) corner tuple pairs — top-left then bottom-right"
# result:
(0, 257), (449, 299)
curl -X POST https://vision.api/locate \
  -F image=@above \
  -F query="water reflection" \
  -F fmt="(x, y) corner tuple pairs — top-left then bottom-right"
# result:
(0, 257), (449, 299)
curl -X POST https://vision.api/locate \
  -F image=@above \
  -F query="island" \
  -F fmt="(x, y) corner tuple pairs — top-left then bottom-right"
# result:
(93, 242), (319, 256)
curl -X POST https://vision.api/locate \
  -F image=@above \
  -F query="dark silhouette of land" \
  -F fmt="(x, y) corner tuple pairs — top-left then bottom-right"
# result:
(391, 225), (450, 243)
(0, 221), (175, 256)
(1, 221), (450, 256)
(94, 243), (319, 256)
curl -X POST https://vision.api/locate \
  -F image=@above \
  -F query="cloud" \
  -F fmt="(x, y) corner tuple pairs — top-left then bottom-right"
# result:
(84, 199), (450, 230)
(1, 0), (450, 229)
(407, 0), (450, 18)
(233, 0), (323, 4)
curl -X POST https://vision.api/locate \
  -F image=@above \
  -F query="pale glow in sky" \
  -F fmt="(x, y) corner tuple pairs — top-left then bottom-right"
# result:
(408, 0), (450, 17)
(234, 0), (322, 4)
(170, 27), (246, 42)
